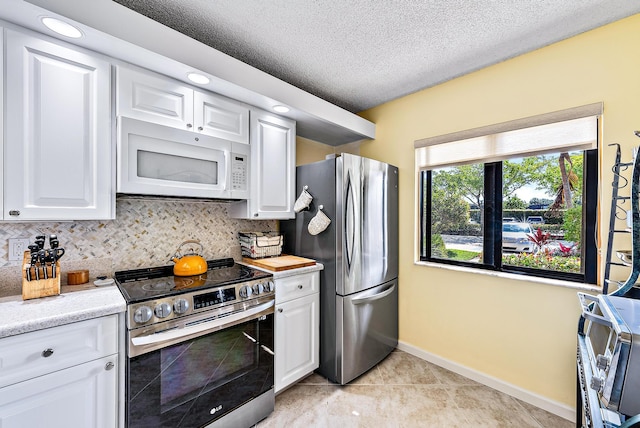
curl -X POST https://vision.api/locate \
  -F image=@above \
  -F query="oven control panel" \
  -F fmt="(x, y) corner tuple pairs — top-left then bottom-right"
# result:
(127, 278), (275, 329)
(194, 287), (237, 309)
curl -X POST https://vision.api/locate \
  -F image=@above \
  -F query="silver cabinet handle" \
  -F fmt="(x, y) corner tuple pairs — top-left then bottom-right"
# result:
(198, 126), (203, 131)
(278, 308), (283, 313)
(297, 284), (303, 289)
(186, 123), (193, 128)
(9, 210), (20, 216)
(105, 362), (115, 371)
(42, 348), (54, 358)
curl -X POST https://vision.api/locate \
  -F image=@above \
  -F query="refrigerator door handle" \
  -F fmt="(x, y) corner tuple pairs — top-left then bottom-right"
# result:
(345, 171), (355, 271)
(351, 284), (396, 305)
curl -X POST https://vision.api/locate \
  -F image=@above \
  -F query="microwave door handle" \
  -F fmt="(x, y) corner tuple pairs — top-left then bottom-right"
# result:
(131, 300), (274, 347)
(222, 150), (230, 192)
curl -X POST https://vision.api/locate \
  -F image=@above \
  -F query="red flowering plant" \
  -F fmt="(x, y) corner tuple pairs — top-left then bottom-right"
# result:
(527, 228), (551, 253)
(558, 241), (576, 257)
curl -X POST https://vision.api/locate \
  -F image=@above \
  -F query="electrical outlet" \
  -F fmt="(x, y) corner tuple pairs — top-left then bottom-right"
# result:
(9, 238), (30, 261)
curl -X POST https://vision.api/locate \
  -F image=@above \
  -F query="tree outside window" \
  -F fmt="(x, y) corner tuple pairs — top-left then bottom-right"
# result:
(423, 149), (596, 283)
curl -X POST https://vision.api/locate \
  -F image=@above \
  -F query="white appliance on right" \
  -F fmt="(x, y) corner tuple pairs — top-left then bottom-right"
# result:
(282, 153), (398, 385)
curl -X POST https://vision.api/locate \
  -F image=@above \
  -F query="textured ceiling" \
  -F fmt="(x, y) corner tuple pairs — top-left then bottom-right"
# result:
(112, 0), (640, 113)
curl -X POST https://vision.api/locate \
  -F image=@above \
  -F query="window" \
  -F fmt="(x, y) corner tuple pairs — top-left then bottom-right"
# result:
(416, 104), (601, 284)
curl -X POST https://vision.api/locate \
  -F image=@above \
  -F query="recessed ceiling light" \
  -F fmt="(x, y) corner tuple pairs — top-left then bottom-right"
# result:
(187, 73), (210, 85)
(273, 105), (290, 113)
(41, 17), (82, 38)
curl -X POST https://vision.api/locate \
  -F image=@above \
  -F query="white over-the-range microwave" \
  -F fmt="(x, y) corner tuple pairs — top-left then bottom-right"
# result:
(117, 117), (249, 199)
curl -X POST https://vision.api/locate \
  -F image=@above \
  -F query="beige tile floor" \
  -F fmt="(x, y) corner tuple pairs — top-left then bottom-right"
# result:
(259, 350), (574, 428)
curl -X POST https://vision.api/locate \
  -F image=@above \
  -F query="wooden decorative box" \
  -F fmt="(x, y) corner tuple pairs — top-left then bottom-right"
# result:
(22, 252), (60, 300)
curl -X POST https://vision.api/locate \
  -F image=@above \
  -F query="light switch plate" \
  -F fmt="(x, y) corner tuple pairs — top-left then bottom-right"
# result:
(9, 238), (30, 261)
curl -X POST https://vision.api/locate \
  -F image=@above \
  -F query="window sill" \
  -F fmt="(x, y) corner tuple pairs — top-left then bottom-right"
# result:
(414, 260), (601, 293)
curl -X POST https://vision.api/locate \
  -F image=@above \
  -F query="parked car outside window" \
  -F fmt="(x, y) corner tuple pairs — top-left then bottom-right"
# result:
(502, 222), (534, 253)
(503, 217), (516, 222)
(526, 216), (545, 224)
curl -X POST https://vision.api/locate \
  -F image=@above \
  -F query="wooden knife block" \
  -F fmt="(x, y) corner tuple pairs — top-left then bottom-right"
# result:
(22, 252), (60, 300)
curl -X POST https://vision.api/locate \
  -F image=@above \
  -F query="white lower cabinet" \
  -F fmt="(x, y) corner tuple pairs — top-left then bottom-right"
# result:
(274, 271), (319, 393)
(0, 315), (119, 427)
(0, 355), (117, 428)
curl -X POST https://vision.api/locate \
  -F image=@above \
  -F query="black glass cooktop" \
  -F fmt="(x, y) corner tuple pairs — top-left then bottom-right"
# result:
(115, 258), (271, 303)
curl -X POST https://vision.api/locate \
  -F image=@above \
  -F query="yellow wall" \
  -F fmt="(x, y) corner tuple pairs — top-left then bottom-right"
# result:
(296, 136), (362, 166)
(296, 136), (335, 165)
(298, 14), (640, 408)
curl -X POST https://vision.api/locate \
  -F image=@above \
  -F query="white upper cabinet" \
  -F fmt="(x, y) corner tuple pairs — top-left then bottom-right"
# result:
(0, 28), (4, 220)
(194, 91), (250, 143)
(4, 29), (114, 221)
(116, 65), (194, 129)
(117, 65), (249, 143)
(229, 109), (296, 219)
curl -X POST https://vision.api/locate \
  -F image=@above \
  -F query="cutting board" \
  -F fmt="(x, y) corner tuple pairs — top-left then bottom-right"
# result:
(242, 255), (316, 272)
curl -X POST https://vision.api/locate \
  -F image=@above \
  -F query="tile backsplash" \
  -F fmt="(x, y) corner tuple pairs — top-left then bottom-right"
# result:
(0, 197), (276, 295)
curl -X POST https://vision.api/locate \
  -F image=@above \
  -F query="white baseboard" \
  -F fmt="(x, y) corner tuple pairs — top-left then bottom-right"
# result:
(396, 341), (575, 423)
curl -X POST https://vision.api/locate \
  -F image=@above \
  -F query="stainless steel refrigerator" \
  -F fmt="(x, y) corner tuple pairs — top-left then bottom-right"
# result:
(281, 153), (398, 385)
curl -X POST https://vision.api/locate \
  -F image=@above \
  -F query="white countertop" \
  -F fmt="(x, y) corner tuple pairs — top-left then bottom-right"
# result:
(0, 284), (126, 339)
(241, 262), (324, 279)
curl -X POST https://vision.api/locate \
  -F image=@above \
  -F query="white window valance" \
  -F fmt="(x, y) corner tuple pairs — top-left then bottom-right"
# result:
(415, 102), (602, 170)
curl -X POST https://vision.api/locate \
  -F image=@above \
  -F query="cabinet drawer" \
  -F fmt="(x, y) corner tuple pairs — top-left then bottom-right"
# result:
(0, 315), (118, 388)
(275, 272), (319, 304)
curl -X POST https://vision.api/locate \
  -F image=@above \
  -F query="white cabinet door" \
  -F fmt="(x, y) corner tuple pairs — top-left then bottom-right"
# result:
(0, 355), (117, 428)
(275, 292), (319, 393)
(117, 65), (194, 130)
(117, 66), (250, 143)
(0, 28), (4, 219)
(230, 109), (296, 219)
(4, 29), (113, 220)
(194, 91), (249, 143)
(251, 110), (296, 219)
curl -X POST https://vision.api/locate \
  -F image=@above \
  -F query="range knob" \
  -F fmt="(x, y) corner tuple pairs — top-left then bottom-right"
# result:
(173, 298), (190, 315)
(265, 280), (275, 292)
(252, 283), (265, 295)
(590, 375), (605, 392)
(154, 302), (172, 318)
(596, 354), (610, 371)
(133, 306), (153, 324)
(239, 285), (253, 298)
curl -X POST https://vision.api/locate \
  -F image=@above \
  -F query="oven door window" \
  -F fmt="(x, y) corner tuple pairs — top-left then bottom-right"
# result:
(127, 315), (273, 428)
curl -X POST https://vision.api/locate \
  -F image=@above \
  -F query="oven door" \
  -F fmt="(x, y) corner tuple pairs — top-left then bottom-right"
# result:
(126, 303), (274, 428)
(117, 116), (249, 199)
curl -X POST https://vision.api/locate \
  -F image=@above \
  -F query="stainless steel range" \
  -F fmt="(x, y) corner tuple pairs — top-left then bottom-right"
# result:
(115, 258), (275, 428)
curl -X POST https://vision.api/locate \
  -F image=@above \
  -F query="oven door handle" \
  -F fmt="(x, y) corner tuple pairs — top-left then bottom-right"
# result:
(131, 300), (274, 347)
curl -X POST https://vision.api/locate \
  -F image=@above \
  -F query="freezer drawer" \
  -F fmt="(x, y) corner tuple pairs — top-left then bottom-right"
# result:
(337, 279), (398, 384)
